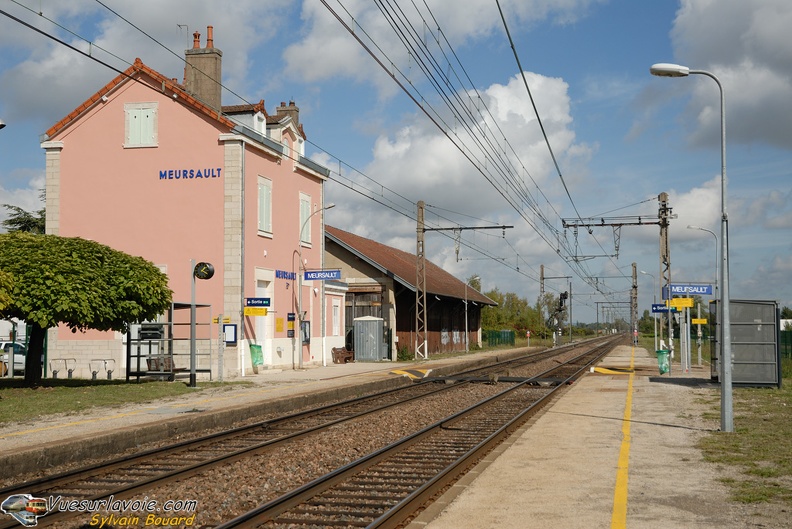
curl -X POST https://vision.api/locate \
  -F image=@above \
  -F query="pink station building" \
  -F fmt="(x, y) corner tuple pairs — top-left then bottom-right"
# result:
(40, 27), (346, 379)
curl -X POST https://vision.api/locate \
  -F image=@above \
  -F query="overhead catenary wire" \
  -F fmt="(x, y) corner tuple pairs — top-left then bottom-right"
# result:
(0, 4), (548, 290)
(322, 1), (578, 261)
(2, 2), (630, 313)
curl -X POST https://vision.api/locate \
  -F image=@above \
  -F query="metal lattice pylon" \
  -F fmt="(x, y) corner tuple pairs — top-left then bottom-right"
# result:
(415, 201), (427, 359)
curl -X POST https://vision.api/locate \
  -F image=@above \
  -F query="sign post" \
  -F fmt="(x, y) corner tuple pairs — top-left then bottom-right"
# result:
(190, 260), (214, 388)
(244, 298), (270, 317)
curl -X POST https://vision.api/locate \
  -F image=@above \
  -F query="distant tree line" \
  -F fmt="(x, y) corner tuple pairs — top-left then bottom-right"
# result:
(479, 283), (600, 340)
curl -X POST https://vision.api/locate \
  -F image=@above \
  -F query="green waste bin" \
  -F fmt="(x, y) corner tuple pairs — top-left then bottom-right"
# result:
(249, 344), (263, 367)
(655, 349), (670, 375)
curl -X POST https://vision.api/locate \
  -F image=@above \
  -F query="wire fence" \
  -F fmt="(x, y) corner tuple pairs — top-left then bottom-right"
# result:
(781, 330), (792, 359)
(483, 329), (516, 347)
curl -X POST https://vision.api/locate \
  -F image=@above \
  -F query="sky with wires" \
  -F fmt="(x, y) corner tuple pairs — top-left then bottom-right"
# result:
(1, 0), (791, 325)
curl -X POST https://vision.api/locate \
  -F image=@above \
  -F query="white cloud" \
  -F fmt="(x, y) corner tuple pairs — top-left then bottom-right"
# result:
(0, 1), (291, 124)
(0, 171), (44, 231)
(282, 0), (609, 100)
(670, 0), (792, 150)
(668, 176), (721, 240)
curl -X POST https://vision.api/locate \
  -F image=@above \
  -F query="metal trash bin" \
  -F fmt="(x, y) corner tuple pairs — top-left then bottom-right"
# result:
(655, 349), (670, 375)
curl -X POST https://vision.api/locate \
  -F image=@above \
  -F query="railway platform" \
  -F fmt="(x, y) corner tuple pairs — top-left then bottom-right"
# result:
(0, 343), (764, 527)
(0, 347), (524, 476)
(409, 344), (757, 529)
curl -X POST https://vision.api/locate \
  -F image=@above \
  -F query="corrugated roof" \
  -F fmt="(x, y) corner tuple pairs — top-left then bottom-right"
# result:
(326, 225), (496, 306)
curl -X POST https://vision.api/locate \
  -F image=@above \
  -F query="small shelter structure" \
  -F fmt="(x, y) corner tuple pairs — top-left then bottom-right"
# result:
(325, 226), (496, 358)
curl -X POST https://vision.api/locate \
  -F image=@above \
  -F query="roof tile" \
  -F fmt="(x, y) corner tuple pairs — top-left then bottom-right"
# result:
(326, 225), (496, 305)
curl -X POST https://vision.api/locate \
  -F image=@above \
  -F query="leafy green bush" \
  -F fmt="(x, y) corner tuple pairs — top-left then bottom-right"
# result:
(397, 345), (412, 361)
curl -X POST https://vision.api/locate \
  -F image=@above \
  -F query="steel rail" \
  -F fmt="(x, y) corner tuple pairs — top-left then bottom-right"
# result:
(0, 381), (456, 529)
(214, 335), (623, 528)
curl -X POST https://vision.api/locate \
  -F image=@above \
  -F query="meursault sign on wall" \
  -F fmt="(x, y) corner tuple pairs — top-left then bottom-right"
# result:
(159, 168), (222, 180)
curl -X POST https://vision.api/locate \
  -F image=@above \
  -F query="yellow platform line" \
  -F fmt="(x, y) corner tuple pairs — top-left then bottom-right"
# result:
(592, 367), (635, 375)
(390, 369), (432, 380)
(610, 344), (636, 528)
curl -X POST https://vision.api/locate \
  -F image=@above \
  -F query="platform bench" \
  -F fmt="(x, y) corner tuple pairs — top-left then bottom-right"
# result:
(146, 356), (187, 381)
(331, 347), (355, 364)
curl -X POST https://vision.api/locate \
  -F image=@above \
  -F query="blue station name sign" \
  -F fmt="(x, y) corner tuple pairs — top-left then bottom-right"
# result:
(159, 167), (222, 180)
(662, 283), (713, 299)
(303, 269), (342, 281)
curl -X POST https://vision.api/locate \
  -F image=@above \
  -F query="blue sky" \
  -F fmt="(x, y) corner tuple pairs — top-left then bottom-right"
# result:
(1, 0), (790, 325)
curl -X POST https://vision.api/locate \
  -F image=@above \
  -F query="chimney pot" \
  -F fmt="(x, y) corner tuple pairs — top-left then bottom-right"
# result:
(184, 26), (222, 110)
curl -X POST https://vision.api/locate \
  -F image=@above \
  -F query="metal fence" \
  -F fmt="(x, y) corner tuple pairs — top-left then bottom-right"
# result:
(781, 330), (792, 359)
(483, 329), (515, 347)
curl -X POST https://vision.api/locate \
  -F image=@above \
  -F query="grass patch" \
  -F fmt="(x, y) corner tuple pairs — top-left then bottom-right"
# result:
(697, 359), (792, 506)
(0, 378), (254, 425)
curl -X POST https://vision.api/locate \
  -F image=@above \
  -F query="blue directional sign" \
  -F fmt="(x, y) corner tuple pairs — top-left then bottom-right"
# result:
(652, 303), (678, 313)
(245, 297), (271, 307)
(304, 269), (342, 281)
(662, 284), (713, 299)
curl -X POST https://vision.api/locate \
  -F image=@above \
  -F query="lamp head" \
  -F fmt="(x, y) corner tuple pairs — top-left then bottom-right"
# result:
(324, 203), (336, 210)
(0, 119), (5, 130)
(650, 63), (690, 77)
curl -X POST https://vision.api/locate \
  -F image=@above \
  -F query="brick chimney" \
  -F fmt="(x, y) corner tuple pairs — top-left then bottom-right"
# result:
(184, 26), (223, 110)
(276, 101), (300, 129)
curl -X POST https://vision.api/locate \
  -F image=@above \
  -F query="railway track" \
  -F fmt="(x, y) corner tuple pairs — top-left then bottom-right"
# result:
(0, 336), (621, 528)
(0, 381), (463, 528)
(214, 335), (622, 528)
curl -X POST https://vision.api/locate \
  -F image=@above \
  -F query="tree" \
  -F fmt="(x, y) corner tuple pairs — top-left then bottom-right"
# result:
(2, 190), (46, 234)
(781, 306), (792, 319)
(0, 270), (12, 312)
(0, 232), (173, 386)
(481, 287), (504, 329)
(638, 309), (654, 335)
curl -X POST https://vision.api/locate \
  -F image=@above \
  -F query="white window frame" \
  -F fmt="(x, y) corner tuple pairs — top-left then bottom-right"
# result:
(258, 176), (273, 236)
(332, 299), (341, 336)
(124, 102), (158, 148)
(299, 193), (311, 246)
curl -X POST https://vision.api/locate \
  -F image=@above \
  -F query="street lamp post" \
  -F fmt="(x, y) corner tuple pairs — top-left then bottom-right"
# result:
(465, 275), (480, 353)
(687, 224), (718, 367)
(686, 225), (719, 298)
(650, 62), (733, 432)
(640, 270), (658, 352)
(296, 203), (335, 370)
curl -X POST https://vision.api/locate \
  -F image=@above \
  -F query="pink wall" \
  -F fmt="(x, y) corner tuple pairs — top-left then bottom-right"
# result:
(241, 135), (325, 349)
(50, 70), (327, 369)
(55, 78), (226, 306)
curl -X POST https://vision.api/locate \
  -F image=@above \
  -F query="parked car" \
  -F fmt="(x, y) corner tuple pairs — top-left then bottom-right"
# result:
(1, 341), (27, 376)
